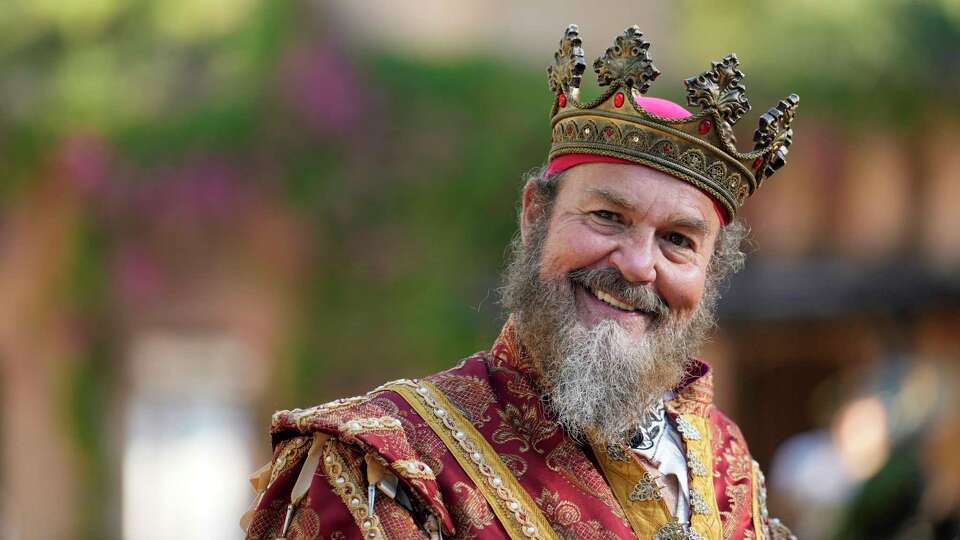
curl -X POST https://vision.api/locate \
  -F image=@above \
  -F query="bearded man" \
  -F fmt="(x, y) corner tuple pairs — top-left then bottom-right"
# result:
(243, 25), (798, 540)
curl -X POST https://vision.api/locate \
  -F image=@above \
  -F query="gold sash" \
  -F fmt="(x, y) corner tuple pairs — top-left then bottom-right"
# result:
(388, 380), (560, 540)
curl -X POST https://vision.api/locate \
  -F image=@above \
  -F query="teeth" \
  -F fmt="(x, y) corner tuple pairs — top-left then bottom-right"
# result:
(591, 287), (636, 312)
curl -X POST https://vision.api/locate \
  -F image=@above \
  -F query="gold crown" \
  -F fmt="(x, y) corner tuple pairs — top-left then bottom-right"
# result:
(547, 24), (799, 219)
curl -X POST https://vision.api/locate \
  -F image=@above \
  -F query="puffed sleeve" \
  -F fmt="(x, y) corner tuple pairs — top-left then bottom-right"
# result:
(242, 433), (432, 540)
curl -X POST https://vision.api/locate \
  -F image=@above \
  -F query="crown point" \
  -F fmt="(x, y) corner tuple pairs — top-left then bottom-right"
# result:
(614, 92), (625, 108)
(594, 27), (659, 92)
(698, 119), (713, 135)
(685, 54), (751, 127)
(558, 94), (567, 107)
(548, 25), (587, 97)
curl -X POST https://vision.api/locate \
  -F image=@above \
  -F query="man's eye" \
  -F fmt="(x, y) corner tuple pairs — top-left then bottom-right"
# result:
(666, 232), (692, 248)
(592, 210), (621, 223)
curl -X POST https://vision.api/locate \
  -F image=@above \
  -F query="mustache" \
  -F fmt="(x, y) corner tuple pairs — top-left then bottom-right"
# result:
(567, 267), (669, 320)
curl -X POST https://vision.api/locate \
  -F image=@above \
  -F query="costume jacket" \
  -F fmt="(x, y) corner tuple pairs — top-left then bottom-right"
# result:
(243, 323), (793, 540)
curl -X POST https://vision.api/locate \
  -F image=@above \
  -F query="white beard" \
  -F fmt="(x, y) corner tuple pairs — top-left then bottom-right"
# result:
(538, 312), (691, 445)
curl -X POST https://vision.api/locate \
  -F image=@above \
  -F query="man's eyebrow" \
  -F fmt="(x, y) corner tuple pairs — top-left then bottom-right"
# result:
(585, 187), (636, 211)
(670, 216), (711, 237)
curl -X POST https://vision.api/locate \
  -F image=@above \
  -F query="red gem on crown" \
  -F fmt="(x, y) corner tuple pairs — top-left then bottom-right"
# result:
(558, 94), (567, 107)
(614, 92), (625, 108)
(698, 119), (712, 135)
(753, 157), (763, 170)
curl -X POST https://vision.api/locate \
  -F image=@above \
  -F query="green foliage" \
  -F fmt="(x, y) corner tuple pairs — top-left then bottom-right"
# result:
(62, 347), (113, 540)
(678, 0), (960, 124)
(63, 218), (109, 311)
(279, 56), (551, 401)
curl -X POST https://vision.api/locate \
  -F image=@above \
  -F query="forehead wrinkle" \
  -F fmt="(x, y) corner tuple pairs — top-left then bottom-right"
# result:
(585, 186), (637, 212)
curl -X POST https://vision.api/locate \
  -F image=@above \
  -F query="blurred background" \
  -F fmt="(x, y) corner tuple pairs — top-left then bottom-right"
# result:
(1, 1), (959, 539)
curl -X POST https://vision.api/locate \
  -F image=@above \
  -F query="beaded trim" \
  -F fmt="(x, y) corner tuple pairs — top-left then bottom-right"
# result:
(687, 454), (707, 478)
(653, 521), (707, 540)
(320, 438), (387, 539)
(387, 380), (559, 540)
(751, 460), (767, 540)
(676, 414), (721, 539)
(339, 416), (403, 437)
(675, 417), (702, 441)
(392, 459), (436, 480)
(752, 460), (797, 540)
(689, 488), (710, 516)
(266, 436), (311, 488)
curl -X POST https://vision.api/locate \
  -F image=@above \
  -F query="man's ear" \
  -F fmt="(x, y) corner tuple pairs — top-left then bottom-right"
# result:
(520, 180), (541, 245)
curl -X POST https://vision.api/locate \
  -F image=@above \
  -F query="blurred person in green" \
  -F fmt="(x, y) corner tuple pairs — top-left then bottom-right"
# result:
(832, 361), (959, 540)
(243, 25), (799, 540)
(768, 356), (960, 540)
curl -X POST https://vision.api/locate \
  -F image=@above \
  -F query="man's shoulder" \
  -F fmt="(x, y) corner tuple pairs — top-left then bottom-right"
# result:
(673, 359), (754, 453)
(269, 350), (493, 440)
(247, 353), (497, 539)
(706, 405), (750, 448)
(701, 404), (763, 490)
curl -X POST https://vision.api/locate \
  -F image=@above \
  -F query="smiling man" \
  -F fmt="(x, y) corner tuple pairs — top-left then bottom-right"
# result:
(244, 25), (798, 540)
(505, 160), (732, 453)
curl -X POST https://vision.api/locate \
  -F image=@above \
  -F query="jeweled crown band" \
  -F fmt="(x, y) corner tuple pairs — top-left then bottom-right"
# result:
(546, 24), (799, 219)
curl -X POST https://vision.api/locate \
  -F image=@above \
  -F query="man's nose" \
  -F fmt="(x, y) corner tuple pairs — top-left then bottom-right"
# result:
(609, 234), (657, 284)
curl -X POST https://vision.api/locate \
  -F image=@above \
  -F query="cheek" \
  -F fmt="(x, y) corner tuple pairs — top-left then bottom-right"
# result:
(657, 263), (707, 315)
(539, 222), (615, 277)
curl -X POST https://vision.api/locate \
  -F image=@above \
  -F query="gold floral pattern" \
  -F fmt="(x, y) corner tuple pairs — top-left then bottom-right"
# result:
(451, 481), (496, 535)
(718, 420), (755, 540)
(432, 373), (497, 428)
(246, 498), (286, 540)
(545, 438), (626, 521)
(287, 496), (320, 540)
(536, 489), (583, 528)
(501, 453), (530, 478)
(505, 375), (540, 401)
(492, 403), (558, 454)
(376, 489), (431, 539)
(398, 412), (448, 477)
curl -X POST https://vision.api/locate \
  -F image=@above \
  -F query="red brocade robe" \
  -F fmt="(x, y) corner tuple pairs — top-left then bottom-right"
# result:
(243, 323), (793, 540)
